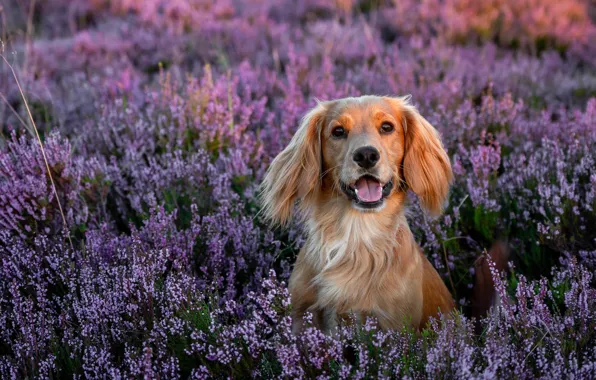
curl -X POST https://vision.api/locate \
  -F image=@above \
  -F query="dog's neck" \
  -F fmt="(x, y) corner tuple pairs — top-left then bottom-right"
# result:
(305, 194), (411, 272)
(302, 192), (419, 310)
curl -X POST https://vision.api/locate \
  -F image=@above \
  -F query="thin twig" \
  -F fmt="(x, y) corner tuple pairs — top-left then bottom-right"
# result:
(0, 91), (33, 133)
(456, 194), (469, 210)
(522, 330), (548, 366)
(442, 243), (457, 300)
(0, 48), (74, 250)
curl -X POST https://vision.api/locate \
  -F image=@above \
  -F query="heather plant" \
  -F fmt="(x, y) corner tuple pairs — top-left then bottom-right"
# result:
(0, 131), (110, 238)
(1, 0), (596, 378)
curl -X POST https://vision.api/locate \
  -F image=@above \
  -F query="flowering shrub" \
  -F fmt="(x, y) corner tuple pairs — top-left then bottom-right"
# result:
(1, 0), (595, 377)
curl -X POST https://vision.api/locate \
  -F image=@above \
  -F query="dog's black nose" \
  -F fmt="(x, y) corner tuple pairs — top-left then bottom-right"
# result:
(353, 146), (380, 169)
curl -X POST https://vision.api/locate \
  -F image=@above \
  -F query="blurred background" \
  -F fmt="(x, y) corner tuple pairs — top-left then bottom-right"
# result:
(2, 0), (596, 131)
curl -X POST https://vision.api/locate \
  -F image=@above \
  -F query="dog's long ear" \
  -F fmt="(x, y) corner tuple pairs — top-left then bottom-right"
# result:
(260, 102), (327, 226)
(387, 97), (453, 215)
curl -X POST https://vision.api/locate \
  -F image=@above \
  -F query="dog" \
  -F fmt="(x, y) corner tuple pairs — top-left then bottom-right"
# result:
(261, 95), (504, 333)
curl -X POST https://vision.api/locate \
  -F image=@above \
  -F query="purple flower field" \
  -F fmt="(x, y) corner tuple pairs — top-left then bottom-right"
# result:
(1, 0), (596, 378)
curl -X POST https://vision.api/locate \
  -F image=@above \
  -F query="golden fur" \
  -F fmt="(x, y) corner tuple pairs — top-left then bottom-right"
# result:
(261, 95), (455, 333)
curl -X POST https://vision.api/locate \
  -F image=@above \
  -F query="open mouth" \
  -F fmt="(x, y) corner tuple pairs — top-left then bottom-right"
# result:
(341, 175), (394, 209)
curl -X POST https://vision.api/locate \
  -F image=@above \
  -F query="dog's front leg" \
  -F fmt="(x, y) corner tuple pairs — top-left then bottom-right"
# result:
(289, 250), (319, 334)
(321, 307), (339, 336)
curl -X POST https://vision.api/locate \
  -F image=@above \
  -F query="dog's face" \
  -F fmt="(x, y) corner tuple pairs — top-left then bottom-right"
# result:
(321, 98), (405, 211)
(261, 96), (453, 225)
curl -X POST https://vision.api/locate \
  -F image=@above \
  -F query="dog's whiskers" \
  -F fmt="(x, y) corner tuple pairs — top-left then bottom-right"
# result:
(320, 164), (341, 180)
(392, 168), (406, 191)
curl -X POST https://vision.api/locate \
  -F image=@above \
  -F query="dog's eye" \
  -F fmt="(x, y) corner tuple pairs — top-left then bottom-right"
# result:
(331, 126), (347, 138)
(380, 123), (394, 134)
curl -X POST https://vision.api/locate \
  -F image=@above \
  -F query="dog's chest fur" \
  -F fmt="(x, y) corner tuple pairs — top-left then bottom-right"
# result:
(304, 208), (422, 324)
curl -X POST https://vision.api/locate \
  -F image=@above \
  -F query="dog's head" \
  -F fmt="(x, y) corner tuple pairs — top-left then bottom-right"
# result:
(261, 96), (452, 225)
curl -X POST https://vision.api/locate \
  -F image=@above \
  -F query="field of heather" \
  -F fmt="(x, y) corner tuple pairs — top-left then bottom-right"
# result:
(1, 0), (596, 378)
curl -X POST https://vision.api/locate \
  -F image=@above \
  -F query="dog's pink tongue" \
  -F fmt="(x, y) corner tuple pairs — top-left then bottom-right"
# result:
(354, 177), (382, 202)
